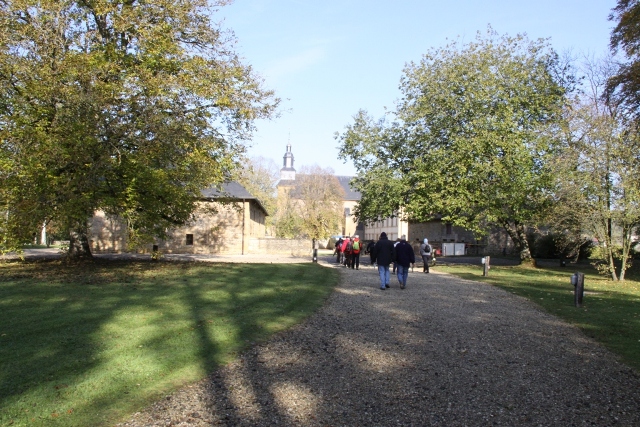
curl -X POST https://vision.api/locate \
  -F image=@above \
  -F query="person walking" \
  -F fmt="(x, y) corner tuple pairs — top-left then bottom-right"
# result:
(334, 237), (343, 264)
(392, 238), (401, 273)
(366, 240), (376, 268)
(420, 238), (432, 273)
(341, 236), (352, 268)
(372, 232), (396, 290)
(395, 235), (415, 289)
(350, 235), (361, 269)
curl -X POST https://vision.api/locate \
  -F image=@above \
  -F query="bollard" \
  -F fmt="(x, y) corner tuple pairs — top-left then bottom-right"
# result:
(482, 256), (490, 277)
(571, 272), (584, 307)
(312, 248), (318, 263)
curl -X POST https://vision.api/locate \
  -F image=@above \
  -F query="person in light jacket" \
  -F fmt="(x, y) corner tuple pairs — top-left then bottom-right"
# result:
(420, 238), (432, 273)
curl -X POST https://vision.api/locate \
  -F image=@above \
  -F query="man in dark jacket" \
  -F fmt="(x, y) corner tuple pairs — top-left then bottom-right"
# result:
(395, 235), (415, 289)
(372, 232), (396, 290)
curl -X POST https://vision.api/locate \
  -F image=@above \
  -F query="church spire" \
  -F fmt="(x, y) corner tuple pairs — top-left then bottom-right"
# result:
(280, 143), (296, 180)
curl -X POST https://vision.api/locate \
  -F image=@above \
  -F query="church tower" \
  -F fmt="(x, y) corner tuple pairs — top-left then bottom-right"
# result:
(280, 143), (296, 181)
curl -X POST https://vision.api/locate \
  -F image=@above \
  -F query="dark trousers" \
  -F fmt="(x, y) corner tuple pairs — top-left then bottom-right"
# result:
(344, 253), (352, 267)
(350, 253), (360, 269)
(422, 255), (431, 272)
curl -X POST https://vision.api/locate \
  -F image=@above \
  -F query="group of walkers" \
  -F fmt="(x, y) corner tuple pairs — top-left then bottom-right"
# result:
(333, 235), (363, 269)
(334, 233), (433, 290)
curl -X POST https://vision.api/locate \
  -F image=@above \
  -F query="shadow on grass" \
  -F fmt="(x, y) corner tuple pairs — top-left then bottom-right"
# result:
(133, 265), (640, 426)
(0, 259), (336, 427)
(5, 258), (638, 426)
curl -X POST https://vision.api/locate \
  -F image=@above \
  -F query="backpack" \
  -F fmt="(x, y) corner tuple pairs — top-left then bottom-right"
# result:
(345, 241), (353, 254)
(421, 243), (431, 255)
(352, 240), (360, 253)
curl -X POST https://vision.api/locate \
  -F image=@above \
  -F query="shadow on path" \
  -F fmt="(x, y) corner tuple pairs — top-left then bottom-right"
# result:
(120, 262), (640, 426)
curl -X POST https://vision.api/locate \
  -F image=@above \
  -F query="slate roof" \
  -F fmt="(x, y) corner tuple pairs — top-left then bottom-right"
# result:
(200, 182), (268, 215)
(336, 176), (362, 201)
(277, 175), (361, 201)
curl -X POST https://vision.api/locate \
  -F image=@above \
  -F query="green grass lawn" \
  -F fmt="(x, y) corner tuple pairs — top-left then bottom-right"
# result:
(0, 260), (339, 427)
(438, 262), (640, 372)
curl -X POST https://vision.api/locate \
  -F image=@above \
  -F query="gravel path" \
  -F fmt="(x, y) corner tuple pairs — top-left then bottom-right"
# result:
(115, 260), (640, 426)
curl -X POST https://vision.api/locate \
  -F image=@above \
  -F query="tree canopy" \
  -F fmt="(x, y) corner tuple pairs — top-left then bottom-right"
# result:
(0, 0), (278, 256)
(234, 156), (279, 226)
(553, 55), (640, 281)
(607, 0), (640, 116)
(274, 166), (344, 243)
(337, 29), (570, 260)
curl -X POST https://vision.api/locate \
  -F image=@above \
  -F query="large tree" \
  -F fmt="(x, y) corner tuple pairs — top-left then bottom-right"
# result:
(234, 156), (279, 230)
(0, 0), (278, 257)
(294, 166), (345, 247)
(337, 29), (570, 261)
(553, 55), (640, 281)
(274, 166), (344, 245)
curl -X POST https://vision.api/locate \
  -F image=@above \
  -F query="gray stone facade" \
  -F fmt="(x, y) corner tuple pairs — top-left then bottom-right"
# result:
(89, 182), (272, 256)
(89, 199), (268, 255)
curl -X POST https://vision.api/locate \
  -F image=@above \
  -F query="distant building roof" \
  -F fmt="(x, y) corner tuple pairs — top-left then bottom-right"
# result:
(336, 176), (361, 201)
(200, 182), (268, 215)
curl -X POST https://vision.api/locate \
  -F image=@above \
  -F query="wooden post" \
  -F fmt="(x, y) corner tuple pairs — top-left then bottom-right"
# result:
(573, 272), (584, 308)
(482, 256), (490, 277)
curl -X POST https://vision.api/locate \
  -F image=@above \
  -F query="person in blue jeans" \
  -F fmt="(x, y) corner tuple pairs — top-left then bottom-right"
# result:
(395, 235), (415, 289)
(371, 232), (396, 290)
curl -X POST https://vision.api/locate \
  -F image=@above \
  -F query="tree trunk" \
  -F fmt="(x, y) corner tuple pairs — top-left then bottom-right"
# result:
(502, 221), (533, 263)
(515, 224), (532, 262)
(603, 236), (619, 281)
(68, 230), (93, 259)
(619, 224), (635, 282)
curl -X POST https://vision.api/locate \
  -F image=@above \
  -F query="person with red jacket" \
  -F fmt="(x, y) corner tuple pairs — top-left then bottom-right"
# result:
(334, 237), (343, 263)
(341, 237), (351, 267)
(350, 235), (362, 269)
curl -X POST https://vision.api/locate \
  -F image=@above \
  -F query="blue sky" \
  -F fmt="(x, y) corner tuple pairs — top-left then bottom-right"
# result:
(220, 0), (617, 176)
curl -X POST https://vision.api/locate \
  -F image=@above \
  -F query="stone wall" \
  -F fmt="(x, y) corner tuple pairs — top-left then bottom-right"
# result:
(155, 202), (245, 254)
(248, 238), (312, 257)
(408, 221), (513, 256)
(89, 205), (311, 256)
(485, 227), (515, 255)
(89, 211), (128, 253)
(408, 221), (477, 245)
(89, 199), (267, 255)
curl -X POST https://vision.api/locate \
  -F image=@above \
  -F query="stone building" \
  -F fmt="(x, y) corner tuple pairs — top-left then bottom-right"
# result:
(89, 182), (271, 255)
(364, 214), (512, 256)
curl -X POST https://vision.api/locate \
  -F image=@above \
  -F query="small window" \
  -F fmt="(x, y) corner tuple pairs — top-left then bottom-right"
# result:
(186, 234), (194, 245)
(446, 223), (452, 235)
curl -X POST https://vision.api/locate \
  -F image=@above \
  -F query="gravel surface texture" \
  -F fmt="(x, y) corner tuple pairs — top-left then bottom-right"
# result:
(116, 259), (640, 427)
